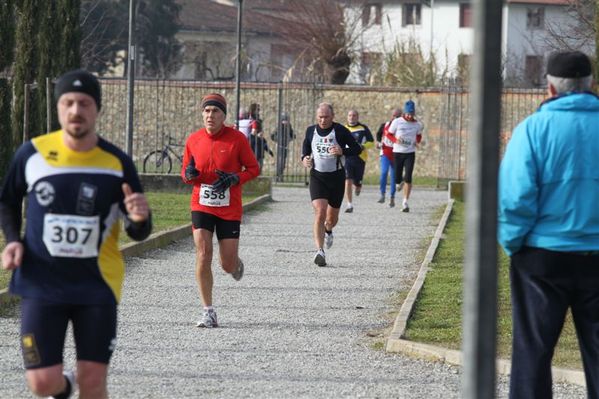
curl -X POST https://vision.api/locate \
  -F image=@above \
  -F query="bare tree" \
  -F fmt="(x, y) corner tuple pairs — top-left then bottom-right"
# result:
(80, 0), (128, 75)
(273, 0), (367, 84)
(80, 0), (181, 77)
(544, 0), (594, 52)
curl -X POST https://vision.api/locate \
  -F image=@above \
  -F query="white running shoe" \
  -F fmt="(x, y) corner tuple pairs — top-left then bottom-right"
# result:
(325, 231), (334, 249)
(314, 249), (326, 267)
(196, 309), (218, 328)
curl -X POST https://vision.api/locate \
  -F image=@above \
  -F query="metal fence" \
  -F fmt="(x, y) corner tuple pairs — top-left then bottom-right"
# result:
(22, 79), (548, 186)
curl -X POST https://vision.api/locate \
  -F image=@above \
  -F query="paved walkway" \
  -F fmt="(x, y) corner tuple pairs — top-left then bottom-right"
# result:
(0, 186), (587, 398)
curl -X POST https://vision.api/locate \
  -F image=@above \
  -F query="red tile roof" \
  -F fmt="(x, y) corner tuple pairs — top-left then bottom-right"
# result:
(175, 0), (290, 36)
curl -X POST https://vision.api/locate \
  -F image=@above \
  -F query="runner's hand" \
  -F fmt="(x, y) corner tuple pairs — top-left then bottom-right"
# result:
(329, 145), (342, 156)
(1, 241), (24, 270)
(122, 183), (150, 222)
(302, 155), (312, 168)
(212, 170), (239, 194)
(185, 156), (200, 181)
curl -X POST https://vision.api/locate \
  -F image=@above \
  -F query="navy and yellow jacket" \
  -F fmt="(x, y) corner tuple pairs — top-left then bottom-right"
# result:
(0, 131), (151, 304)
(344, 122), (374, 162)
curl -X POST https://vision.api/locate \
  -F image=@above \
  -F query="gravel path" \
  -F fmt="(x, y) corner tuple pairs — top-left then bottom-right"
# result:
(0, 186), (587, 398)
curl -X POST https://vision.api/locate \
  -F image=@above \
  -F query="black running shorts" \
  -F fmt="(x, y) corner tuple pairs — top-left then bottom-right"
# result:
(344, 157), (366, 185)
(309, 168), (345, 209)
(20, 298), (117, 369)
(394, 152), (416, 184)
(192, 211), (241, 240)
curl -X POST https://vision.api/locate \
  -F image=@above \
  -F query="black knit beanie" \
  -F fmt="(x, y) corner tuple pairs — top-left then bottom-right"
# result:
(54, 69), (102, 110)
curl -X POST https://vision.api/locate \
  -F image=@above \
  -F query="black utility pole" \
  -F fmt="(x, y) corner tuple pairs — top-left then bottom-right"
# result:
(461, 0), (504, 396)
(235, 0), (243, 127)
(125, 0), (136, 156)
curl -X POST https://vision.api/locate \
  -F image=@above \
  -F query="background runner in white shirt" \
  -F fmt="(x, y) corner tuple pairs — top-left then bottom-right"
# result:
(387, 100), (424, 212)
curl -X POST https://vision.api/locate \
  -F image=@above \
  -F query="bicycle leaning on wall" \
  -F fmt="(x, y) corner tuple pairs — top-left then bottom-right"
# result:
(142, 135), (183, 174)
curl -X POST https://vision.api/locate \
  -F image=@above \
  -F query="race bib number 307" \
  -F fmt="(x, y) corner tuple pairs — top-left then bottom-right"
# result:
(199, 184), (230, 207)
(43, 214), (100, 258)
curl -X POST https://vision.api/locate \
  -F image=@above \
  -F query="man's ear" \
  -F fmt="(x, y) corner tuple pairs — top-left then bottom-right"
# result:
(547, 82), (558, 97)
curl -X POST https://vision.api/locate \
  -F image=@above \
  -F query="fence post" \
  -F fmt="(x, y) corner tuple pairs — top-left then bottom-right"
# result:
(275, 86), (283, 182)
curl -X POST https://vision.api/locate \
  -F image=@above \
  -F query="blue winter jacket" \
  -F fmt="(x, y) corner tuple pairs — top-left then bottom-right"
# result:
(498, 92), (599, 256)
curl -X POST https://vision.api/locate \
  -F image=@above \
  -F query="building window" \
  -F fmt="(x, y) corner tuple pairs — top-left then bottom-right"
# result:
(402, 4), (421, 26)
(362, 3), (382, 26)
(459, 3), (472, 28)
(527, 7), (544, 29)
(525, 55), (543, 86)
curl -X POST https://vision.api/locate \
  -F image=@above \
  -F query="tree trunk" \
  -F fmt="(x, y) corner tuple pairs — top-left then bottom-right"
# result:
(327, 51), (351, 84)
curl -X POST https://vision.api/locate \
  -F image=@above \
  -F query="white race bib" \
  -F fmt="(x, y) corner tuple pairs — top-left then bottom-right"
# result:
(43, 214), (100, 258)
(398, 136), (413, 146)
(199, 184), (230, 207)
(314, 139), (335, 159)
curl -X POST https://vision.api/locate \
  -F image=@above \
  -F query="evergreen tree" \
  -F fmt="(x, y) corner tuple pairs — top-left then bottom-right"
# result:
(0, 0), (15, 72)
(58, 0), (81, 73)
(48, 0), (80, 131)
(12, 0), (39, 146)
(0, 0), (15, 179)
(36, 0), (57, 135)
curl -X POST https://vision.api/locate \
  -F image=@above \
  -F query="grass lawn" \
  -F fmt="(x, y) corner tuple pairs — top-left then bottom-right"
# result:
(0, 192), (259, 291)
(404, 201), (583, 369)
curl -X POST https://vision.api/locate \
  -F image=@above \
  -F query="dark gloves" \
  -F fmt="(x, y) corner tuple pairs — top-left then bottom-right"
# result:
(212, 170), (239, 193)
(185, 156), (200, 181)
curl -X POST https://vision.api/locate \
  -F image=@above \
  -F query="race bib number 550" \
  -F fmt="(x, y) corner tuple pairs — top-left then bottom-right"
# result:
(199, 184), (230, 207)
(43, 214), (100, 258)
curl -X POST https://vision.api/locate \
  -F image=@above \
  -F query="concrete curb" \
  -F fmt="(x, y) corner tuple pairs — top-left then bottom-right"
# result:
(385, 199), (587, 388)
(0, 194), (272, 303)
(386, 199), (455, 346)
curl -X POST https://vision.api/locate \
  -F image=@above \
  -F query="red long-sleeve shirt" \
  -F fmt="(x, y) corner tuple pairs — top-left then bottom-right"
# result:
(181, 126), (259, 221)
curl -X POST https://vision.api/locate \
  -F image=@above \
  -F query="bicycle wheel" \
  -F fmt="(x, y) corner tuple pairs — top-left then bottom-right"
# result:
(143, 150), (172, 174)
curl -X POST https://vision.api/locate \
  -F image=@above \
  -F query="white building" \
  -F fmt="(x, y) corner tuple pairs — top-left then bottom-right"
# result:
(349, 0), (594, 86)
(172, 0), (305, 82)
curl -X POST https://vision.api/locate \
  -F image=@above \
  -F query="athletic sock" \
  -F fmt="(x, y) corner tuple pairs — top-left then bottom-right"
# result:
(347, 202), (353, 208)
(204, 306), (214, 312)
(53, 376), (72, 399)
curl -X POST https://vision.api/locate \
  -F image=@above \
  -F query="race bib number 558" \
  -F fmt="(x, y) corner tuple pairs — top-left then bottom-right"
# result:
(43, 214), (100, 258)
(199, 184), (230, 207)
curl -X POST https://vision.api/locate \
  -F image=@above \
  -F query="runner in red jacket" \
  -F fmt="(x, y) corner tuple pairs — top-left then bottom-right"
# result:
(181, 93), (259, 328)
